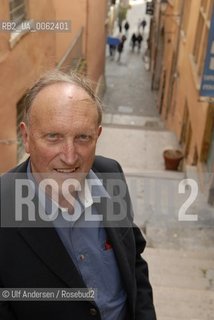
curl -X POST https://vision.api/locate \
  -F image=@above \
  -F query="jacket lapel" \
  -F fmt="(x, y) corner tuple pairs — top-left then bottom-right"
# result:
(8, 160), (85, 288)
(18, 226), (87, 288)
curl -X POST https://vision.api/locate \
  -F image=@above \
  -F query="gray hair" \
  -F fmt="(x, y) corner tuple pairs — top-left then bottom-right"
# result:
(23, 69), (103, 125)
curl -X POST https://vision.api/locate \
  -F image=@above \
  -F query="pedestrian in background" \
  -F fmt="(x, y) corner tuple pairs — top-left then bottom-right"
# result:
(107, 36), (120, 61)
(117, 34), (126, 62)
(137, 32), (143, 52)
(131, 32), (137, 52)
(141, 18), (147, 32)
(118, 20), (122, 33)
(124, 21), (130, 35)
(109, 44), (116, 60)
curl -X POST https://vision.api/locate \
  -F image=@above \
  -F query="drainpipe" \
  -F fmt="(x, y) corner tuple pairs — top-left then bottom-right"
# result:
(166, 0), (185, 117)
(172, 0), (185, 80)
(85, 0), (89, 63)
(151, 0), (162, 90)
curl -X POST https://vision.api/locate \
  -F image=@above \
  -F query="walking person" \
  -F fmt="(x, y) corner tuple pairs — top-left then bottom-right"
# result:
(118, 20), (122, 33)
(131, 32), (137, 52)
(141, 18), (147, 33)
(117, 40), (124, 62)
(107, 36), (120, 61)
(137, 32), (143, 52)
(124, 21), (130, 36)
(117, 34), (126, 62)
(109, 44), (116, 60)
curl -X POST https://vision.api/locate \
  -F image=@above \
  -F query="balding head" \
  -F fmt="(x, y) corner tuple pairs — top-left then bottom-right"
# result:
(23, 70), (103, 126)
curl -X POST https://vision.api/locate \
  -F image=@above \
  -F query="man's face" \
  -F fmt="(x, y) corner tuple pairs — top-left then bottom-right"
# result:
(20, 83), (102, 188)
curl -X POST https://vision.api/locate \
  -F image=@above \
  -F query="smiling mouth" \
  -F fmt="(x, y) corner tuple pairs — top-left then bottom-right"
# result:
(54, 168), (78, 173)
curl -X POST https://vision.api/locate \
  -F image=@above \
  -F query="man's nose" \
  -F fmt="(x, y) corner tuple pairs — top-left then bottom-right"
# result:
(60, 141), (78, 165)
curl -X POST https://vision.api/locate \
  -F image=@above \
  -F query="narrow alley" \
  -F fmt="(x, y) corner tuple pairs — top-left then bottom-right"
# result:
(97, 1), (214, 319)
(0, 0), (214, 319)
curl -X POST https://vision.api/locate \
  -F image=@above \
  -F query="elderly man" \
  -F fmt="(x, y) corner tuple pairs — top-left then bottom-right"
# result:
(0, 70), (156, 320)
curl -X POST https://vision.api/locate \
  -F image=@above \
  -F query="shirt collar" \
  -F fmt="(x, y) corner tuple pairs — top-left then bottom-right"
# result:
(26, 160), (109, 212)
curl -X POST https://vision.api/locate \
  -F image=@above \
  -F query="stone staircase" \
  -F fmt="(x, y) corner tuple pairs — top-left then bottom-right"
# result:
(143, 248), (214, 320)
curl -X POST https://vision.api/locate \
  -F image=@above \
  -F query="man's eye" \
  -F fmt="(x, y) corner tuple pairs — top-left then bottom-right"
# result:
(76, 134), (91, 142)
(46, 133), (60, 141)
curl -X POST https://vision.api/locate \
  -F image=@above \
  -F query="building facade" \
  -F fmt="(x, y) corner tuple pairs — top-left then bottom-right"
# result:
(0, 0), (108, 173)
(150, 0), (214, 199)
(0, 0), (56, 172)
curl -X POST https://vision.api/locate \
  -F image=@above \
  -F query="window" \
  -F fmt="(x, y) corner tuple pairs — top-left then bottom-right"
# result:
(192, 0), (213, 78)
(9, 0), (26, 26)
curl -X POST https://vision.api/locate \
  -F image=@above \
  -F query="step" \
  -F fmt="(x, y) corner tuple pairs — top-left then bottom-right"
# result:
(143, 248), (214, 320)
(143, 223), (214, 251)
(153, 286), (214, 320)
(144, 248), (214, 290)
(102, 113), (166, 130)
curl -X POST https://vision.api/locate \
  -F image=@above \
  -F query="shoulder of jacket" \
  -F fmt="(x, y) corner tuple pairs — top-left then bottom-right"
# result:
(92, 156), (122, 173)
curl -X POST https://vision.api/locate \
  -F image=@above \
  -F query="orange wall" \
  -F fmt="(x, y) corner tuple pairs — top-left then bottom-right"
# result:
(0, 0), (107, 173)
(53, 0), (87, 63)
(53, 0), (107, 83)
(0, 0), (56, 172)
(161, 0), (210, 164)
(86, 0), (107, 83)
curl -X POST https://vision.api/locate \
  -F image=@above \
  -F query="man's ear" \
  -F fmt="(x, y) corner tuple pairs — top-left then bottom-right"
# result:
(20, 122), (30, 154)
(97, 125), (102, 137)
